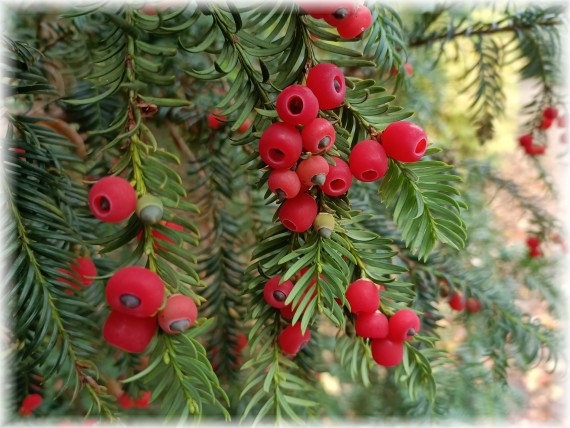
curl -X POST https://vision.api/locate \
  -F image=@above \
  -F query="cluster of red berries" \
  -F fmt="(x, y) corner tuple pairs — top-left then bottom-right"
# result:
(117, 390), (152, 410)
(526, 236), (543, 258)
(18, 394), (42, 416)
(448, 292), (481, 313)
(57, 256), (97, 295)
(299, 1), (372, 39)
(518, 106), (566, 156)
(346, 279), (420, 367)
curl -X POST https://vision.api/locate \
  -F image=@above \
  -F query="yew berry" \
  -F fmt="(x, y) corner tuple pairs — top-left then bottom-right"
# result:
(306, 63), (346, 110)
(208, 109), (226, 129)
(323, 2), (357, 26)
(320, 157), (352, 196)
(355, 311), (389, 339)
(465, 297), (482, 314)
(18, 394), (42, 416)
(278, 193), (318, 232)
(268, 169), (301, 200)
(279, 304), (295, 319)
(387, 309), (420, 342)
(279, 323), (311, 355)
(234, 333), (247, 352)
(106, 266), (165, 318)
(259, 122), (302, 169)
(58, 257), (97, 294)
(313, 212), (335, 238)
(263, 276), (295, 308)
(301, 118), (335, 153)
(237, 118), (252, 134)
(296, 156), (330, 186)
(543, 107), (558, 120)
(136, 194), (164, 225)
(405, 63), (413, 76)
(518, 134), (533, 148)
(349, 139), (388, 182)
(276, 85), (319, 126)
(448, 293), (465, 311)
(117, 393), (134, 409)
(88, 176), (137, 223)
(137, 221), (184, 251)
(538, 117), (553, 130)
(103, 310), (157, 353)
(525, 144), (546, 156)
(380, 121), (428, 163)
(527, 236), (540, 249)
(371, 338), (404, 367)
(529, 246), (543, 258)
(336, 5), (372, 39)
(134, 391), (152, 408)
(158, 294), (198, 334)
(345, 278), (380, 314)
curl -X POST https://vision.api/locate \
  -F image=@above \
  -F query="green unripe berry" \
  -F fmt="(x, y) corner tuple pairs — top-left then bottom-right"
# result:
(136, 195), (164, 225)
(313, 212), (335, 238)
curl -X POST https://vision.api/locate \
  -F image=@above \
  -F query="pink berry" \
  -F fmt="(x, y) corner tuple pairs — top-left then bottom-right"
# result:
(259, 122), (302, 169)
(320, 157), (352, 196)
(296, 156), (330, 186)
(276, 85), (319, 126)
(387, 309), (420, 342)
(371, 338), (404, 367)
(345, 278), (380, 314)
(268, 169), (302, 199)
(336, 6), (372, 39)
(306, 63), (346, 110)
(380, 121), (428, 162)
(355, 311), (389, 339)
(263, 276), (295, 308)
(349, 139), (388, 182)
(278, 193), (318, 232)
(301, 118), (335, 153)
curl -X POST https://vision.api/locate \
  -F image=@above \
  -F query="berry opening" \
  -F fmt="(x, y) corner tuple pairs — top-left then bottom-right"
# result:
(330, 179), (346, 191)
(362, 170), (378, 181)
(333, 78), (341, 93)
(268, 148), (286, 163)
(415, 138), (427, 154)
(332, 7), (348, 19)
(273, 290), (287, 302)
(98, 196), (111, 212)
(169, 319), (190, 332)
(318, 136), (331, 149)
(288, 97), (304, 115)
(282, 219), (297, 230)
(120, 294), (141, 308)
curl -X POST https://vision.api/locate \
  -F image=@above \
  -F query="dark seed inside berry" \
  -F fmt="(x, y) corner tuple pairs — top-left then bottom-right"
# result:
(406, 328), (416, 337)
(273, 290), (287, 302)
(169, 319), (191, 332)
(332, 7), (348, 19)
(289, 97), (304, 115)
(120, 294), (141, 308)
(99, 197), (111, 211)
(311, 173), (326, 186)
(318, 136), (331, 149)
(333, 78), (341, 92)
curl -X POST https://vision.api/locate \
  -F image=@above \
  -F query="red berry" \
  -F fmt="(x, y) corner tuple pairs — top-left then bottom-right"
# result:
(345, 279), (380, 313)
(278, 193), (318, 232)
(320, 157), (352, 196)
(323, 2), (357, 26)
(137, 221), (184, 250)
(448, 293), (465, 311)
(336, 6), (372, 39)
(106, 266), (165, 318)
(371, 338), (404, 367)
(263, 276), (295, 308)
(355, 311), (389, 339)
(103, 310), (157, 353)
(465, 298), (482, 314)
(297, 1), (327, 19)
(208, 109), (226, 129)
(296, 156), (330, 186)
(237, 118), (252, 133)
(71, 257), (97, 286)
(349, 139), (388, 182)
(301, 118), (335, 153)
(19, 394), (42, 416)
(543, 106), (558, 120)
(279, 323), (311, 355)
(118, 393), (134, 409)
(538, 117), (553, 130)
(134, 391), (152, 408)
(275, 85), (319, 126)
(518, 134), (533, 147)
(234, 333), (247, 352)
(526, 236), (540, 248)
(380, 121), (428, 162)
(404, 63), (413, 76)
(387, 309), (420, 342)
(88, 176), (137, 223)
(525, 144), (546, 156)
(157, 294), (198, 334)
(268, 169), (301, 199)
(529, 247), (543, 258)
(306, 63), (346, 110)
(279, 305), (295, 319)
(259, 122), (302, 169)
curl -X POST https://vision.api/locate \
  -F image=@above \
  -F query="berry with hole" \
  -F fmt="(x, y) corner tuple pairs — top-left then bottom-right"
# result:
(88, 176), (137, 223)
(279, 323), (311, 355)
(103, 310), (157, 353)
(380, 121), (428, 162)
(306, 63), (346, 110)
(465, 298), (482, 314)
(263, 276), (295, 308)
(355, 311), (389, 339)
(387, 309), (420, 342)
(276, 85), (319, 126)
(448, 293), (465, 311)
(158, 294), (198, 334)
(208, 109), (226, 129)
(371, 338), (404, 367)
(336, 5), (372, 39)
(301, 118), (335, 153)
(106, 266), (165, 318)
(268, 169), (301, 200)
(349, 139), (388, 182)
(345, 278), (380, 314)
(259, 122), (302, 169)
(278, 193), (318, 232)
(296, 156), (330, 186)
(320, 157), (352, 196)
